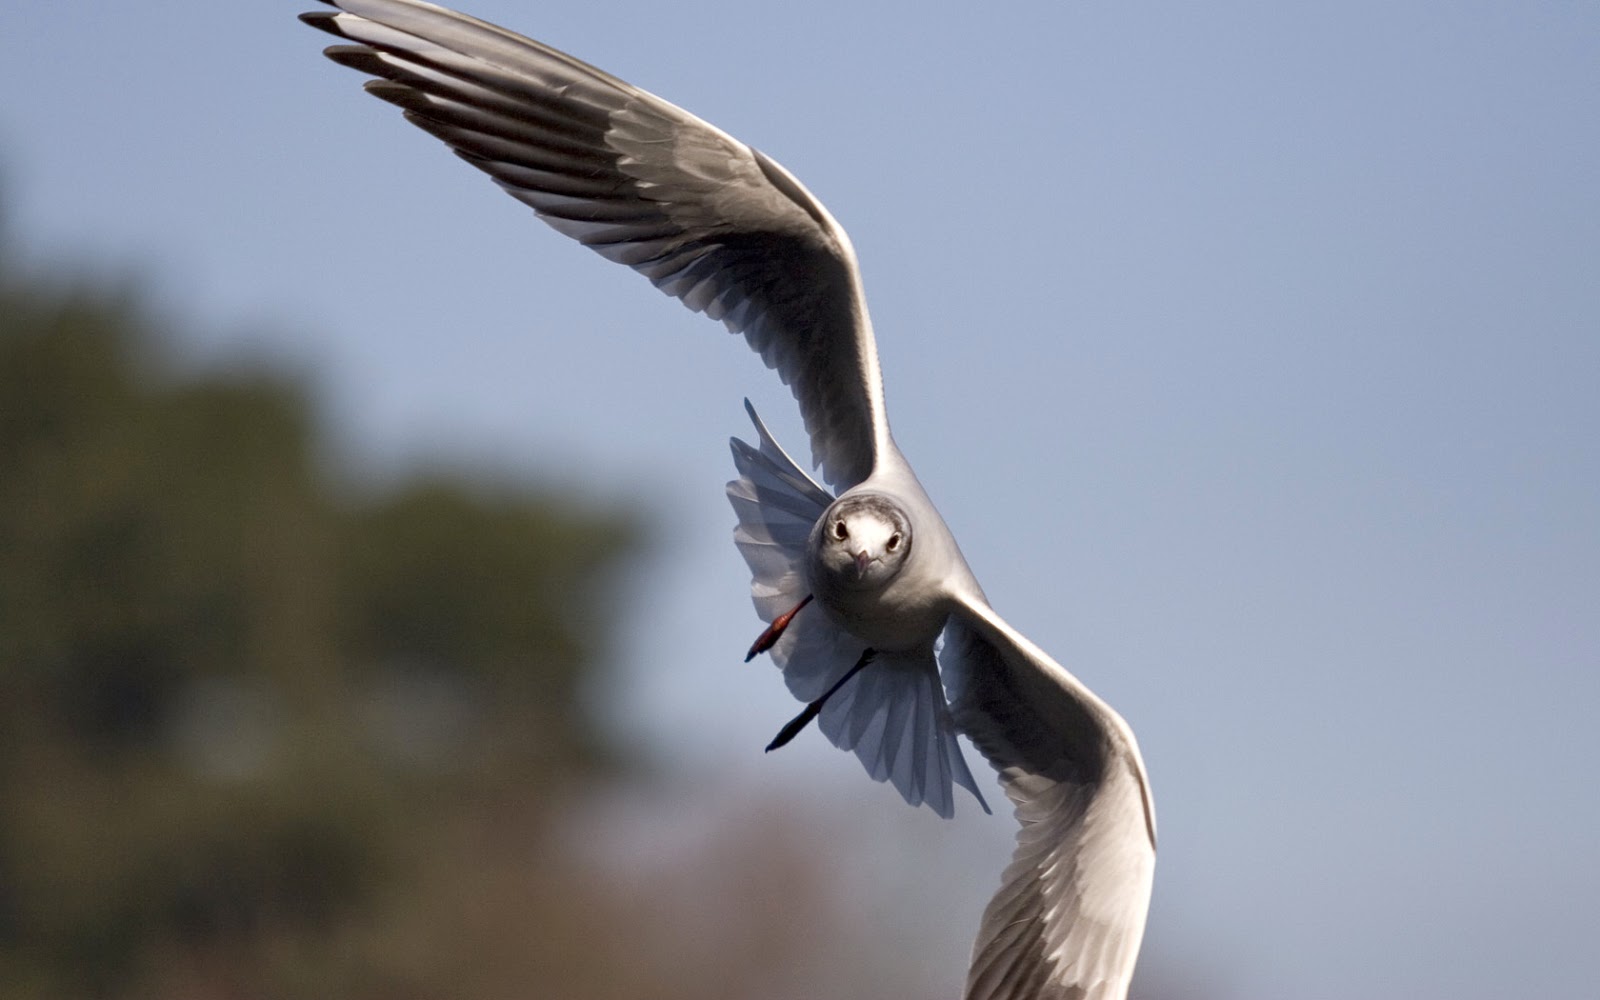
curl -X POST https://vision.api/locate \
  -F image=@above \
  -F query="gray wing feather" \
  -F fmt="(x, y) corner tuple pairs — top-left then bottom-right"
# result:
(304, 0), (888, 489)
(943, 597), (1156, 1000)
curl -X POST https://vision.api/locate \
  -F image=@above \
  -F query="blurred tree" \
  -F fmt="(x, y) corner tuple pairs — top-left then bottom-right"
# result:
(0, 238), (639, 998)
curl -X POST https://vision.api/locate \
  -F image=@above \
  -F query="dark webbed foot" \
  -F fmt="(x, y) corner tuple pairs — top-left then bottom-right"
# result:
(765, 648), (877, 752)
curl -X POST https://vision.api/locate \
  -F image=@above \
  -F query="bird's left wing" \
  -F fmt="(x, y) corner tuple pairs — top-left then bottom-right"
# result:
(302, 0), (889, 490)
(941, 596), (1156, 1000)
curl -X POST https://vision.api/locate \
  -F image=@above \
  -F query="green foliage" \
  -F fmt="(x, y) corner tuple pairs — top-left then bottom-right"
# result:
(0, 253), (640, 997)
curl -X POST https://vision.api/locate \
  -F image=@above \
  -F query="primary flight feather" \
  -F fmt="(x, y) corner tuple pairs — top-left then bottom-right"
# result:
(302, 2), (1156, 996)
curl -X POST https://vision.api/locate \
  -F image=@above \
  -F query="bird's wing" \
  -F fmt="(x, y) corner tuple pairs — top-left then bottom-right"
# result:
(727, 403), (987, 817)
(941, 595), (1156, 1000)
(302, 0), (889, 489)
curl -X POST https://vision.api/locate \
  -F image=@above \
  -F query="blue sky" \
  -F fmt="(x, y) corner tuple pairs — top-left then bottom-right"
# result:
(2, 3), (1597, 997)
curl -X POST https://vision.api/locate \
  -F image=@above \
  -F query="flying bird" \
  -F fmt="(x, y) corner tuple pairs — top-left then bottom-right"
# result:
(301, 2), (1156, 996)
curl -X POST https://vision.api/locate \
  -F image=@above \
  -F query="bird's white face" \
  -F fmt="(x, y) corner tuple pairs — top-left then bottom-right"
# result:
(814, 494), (913, 590)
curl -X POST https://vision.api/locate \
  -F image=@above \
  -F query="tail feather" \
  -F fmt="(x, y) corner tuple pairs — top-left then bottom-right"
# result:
(817, 648), (990, 818)
(726, 400), (831, 625)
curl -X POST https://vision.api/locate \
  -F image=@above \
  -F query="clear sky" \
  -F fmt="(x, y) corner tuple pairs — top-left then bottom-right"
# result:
(3, 2), (1597, 998)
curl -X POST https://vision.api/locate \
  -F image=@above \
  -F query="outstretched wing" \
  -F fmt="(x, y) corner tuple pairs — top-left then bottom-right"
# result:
(727, 403), (987, 818)
(303, 0), (889, 489)
(942, 597), (1156, 1000)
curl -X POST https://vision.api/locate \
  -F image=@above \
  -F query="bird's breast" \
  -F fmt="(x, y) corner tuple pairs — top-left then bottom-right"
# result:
(807, 555), (952, 652)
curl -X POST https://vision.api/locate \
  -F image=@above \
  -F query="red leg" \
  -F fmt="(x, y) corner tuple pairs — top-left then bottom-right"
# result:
(744, 594), (814, 662)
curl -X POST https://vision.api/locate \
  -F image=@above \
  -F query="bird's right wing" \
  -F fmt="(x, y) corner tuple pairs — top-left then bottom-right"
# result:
(941, 596), (1156, 1000)
(302, 0), (889, 489)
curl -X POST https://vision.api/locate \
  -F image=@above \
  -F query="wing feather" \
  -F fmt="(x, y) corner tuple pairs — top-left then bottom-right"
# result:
(942, 597), (1155, 1000)
(304, 0), (889, 488)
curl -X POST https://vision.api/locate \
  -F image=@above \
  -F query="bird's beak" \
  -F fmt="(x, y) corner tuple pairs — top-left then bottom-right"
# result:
(853, 550), (872, 577)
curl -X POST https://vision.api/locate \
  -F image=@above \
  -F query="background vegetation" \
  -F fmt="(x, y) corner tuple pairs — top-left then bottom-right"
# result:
(0, 227), (659, 998)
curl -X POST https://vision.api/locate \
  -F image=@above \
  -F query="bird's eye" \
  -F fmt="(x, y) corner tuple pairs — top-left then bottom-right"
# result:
(833, 521), (849, 540)
(886, 532), (902, 552)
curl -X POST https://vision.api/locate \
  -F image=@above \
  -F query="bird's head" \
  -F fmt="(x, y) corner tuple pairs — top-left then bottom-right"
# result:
(814, 493), (913, 589)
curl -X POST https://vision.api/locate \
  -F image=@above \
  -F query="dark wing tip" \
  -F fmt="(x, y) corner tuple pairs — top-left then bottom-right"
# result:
(364, 79), (424, 110)
(299, 10), (343, 35)
(323, 45), (388, 75)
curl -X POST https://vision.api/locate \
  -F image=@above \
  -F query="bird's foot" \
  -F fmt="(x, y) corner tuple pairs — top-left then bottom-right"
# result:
(744, 594), (814, 662)
(765, 647), (876, 752)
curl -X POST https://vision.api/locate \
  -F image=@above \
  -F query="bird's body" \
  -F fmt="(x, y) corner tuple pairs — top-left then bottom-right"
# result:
(302, 3), (1157, 996)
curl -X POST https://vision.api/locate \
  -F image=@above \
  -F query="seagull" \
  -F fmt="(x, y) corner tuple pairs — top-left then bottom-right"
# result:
(301, 2), (1156, 996)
